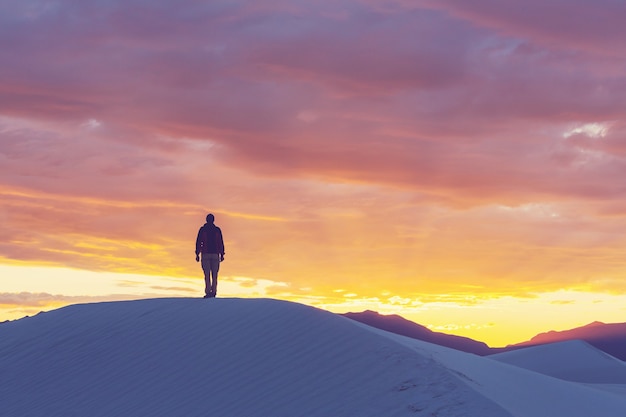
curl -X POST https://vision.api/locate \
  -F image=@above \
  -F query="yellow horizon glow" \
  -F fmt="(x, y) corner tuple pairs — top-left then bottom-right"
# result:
(3, 264), (625, 347)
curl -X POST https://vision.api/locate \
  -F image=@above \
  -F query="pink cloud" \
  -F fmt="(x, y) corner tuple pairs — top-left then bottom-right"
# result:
(2, 0), (625, 206)
(427, 0), (626, 55)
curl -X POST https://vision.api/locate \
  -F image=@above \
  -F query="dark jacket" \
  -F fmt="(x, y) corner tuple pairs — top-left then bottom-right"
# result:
(196, 224), (225, 255)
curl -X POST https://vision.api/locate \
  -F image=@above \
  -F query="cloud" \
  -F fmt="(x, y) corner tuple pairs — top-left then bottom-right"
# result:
(426, 0), (626, 55)
(0, 292), (137, 308)
(2, 0), (626, 298)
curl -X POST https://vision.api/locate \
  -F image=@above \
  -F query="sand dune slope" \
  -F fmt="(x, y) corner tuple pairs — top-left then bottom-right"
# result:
(0, 298), (509, 417)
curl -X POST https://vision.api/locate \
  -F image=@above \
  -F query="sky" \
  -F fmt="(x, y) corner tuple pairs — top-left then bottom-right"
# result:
(2, 0), (626, 347)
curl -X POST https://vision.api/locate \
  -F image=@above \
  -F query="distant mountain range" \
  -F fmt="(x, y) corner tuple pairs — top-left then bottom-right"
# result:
(342, 310), (626, 360)
(342, 310), (494, 356)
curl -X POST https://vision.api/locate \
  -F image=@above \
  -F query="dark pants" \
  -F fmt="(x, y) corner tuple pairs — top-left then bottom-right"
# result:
(201, 253), (220, 295)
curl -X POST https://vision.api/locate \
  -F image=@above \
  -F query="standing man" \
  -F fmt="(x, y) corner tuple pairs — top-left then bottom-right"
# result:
(195, 213), (225, 298)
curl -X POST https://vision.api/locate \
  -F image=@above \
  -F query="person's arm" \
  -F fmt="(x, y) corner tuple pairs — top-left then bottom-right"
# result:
(218, 228), (225, 261)
(195, 227), (203, 261)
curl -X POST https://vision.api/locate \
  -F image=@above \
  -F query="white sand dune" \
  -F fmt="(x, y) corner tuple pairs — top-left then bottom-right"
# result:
(490, 339), (626, 383)
(1, 298), (625, 417)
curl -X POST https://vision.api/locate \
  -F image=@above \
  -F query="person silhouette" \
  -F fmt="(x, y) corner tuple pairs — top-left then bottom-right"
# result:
(195, 213), (225, 298)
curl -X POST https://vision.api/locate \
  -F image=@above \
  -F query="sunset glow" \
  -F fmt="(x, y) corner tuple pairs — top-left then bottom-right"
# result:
(2, 0), (626, 347)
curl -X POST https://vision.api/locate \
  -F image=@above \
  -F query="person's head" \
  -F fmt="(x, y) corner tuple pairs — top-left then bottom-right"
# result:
(206, 213), (215, 224)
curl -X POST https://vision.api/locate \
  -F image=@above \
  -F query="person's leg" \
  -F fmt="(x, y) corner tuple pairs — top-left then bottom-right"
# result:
(201, 255), (212, 297)
(210, 256), (220, 296)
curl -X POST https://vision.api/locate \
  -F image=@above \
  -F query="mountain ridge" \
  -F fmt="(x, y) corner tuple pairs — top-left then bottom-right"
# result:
(342, 310), (493, 355)
(342, 310), (626, 360)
